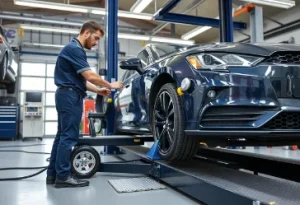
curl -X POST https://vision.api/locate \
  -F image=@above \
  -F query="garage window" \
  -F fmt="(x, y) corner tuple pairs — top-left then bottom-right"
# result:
(21, 63), (46, 76)
(21, 77), (45, 91)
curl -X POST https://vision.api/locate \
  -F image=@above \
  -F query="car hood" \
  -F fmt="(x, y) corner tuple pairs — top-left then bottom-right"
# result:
(184, 42), (300, 57)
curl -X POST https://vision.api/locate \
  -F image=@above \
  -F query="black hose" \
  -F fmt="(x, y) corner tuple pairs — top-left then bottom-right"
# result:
(0, 167), (48, 181)
(0, 144), (50, 181)
(0, 144), (46, 148)
(0, 150), (50, 154)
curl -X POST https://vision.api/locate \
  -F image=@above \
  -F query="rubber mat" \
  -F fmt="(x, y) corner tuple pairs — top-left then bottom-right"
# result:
(108, 177), (166, 193)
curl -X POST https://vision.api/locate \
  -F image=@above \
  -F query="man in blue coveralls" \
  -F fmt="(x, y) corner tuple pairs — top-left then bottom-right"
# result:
(46, 21), (123, 188)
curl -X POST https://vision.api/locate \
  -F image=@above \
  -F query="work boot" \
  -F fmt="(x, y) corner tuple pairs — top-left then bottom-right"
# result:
(55, 176), (89, 188)
(46, 175), (56, 185)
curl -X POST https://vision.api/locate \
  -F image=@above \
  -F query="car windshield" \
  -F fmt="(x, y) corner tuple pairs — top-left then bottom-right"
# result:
(153, 44), (185, 58)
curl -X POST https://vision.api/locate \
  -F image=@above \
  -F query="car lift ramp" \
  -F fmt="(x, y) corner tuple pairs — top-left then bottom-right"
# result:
(78, 135), (154, 146)
(118, 146), (300, 205)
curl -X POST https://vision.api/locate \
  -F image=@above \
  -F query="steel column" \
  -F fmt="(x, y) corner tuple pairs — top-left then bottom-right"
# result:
(250, 6), (264, 43)
(104, 0), (120, 154)
(155, 13), (246, 30)
(218, 0), (234, 42)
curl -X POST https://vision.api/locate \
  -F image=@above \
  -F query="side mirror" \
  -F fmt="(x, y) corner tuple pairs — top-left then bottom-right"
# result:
(120, 58), (144, 75)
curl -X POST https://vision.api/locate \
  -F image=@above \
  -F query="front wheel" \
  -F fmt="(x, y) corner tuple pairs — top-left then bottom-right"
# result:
(152, 83), (199, 162)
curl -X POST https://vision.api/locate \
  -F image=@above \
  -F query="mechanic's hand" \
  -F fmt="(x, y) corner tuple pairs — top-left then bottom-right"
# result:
(110, 81), (124, 89)
(97, 88), (111, 96)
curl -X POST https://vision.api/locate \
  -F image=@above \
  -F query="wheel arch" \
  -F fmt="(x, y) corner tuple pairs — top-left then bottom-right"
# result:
(148, 69), (178, 125)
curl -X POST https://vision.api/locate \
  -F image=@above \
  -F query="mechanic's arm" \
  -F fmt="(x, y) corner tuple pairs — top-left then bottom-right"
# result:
(86, 81), (99, 93)
(86, 81), (111, 96)
(82, 70), (112, 88)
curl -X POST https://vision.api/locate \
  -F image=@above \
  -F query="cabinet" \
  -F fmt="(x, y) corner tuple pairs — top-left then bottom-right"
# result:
(0, 106), (19, 140)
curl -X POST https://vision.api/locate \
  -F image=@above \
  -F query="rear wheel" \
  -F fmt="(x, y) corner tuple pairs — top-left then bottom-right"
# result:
(0, 53), (8, 80)
(152, 83), (199, 162)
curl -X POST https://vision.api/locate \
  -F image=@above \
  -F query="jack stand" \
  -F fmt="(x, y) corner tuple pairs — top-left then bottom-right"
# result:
(146, 140), (161, 160)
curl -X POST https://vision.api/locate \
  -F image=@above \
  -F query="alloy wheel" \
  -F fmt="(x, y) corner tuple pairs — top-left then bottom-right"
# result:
(154, 91), (175, 154)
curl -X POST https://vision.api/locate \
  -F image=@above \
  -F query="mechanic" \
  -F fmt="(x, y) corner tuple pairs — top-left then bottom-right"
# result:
(46, 20), (123, 188)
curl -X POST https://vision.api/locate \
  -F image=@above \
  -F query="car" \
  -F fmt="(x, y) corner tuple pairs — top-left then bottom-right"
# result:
(0, 25), (17, 94)
(113, 42), (300, 162)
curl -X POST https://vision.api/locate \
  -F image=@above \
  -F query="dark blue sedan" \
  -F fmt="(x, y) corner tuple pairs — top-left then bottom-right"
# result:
(114, 42), (300, 161)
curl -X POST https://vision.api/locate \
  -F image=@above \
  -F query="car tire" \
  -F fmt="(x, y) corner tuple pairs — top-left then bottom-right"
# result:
(70, 145), (100, 179)
(6, 81), (15, 94)
(0, 53), (7, 80)
(152, 83), (199, 162)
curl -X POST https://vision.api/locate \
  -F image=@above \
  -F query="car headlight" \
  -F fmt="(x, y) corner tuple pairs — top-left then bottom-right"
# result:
(186, 53), (264, 70)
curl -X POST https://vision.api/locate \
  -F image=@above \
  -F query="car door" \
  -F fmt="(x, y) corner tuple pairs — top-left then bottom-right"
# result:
(115, 47), (153, 132)
(115, 70), (135, 128)
(129, 48), (153, 130)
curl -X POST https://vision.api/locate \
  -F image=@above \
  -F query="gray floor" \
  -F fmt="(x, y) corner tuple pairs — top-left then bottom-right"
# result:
(0, 139), (200, 205)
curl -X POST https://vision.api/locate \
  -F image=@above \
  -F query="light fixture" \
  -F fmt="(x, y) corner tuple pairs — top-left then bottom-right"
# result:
(91, 10), (153, 20)
(14, 0), (89, 13)
(118, 10), (153, 20)
(130, 0), (153, 13)
(181, 16), (219, 40)
(118, 33), (150, 41)
(239, 0), (295, 9)
(14, 0), (153, 20)
(151, 36), (194, 45)
(19, 24), (194, 45)
(20, 24), (79, 34)
(0, 14), (82, 27)
(182, 26), (211, 40)
(22, 42), (65, 48)
(90, 10), (106, 15)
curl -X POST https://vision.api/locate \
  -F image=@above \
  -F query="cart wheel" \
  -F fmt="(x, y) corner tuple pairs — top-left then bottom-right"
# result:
(71, 145), (100, 179)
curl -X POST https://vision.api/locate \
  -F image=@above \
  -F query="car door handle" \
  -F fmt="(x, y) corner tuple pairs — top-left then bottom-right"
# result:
(125, 84), (130, 88)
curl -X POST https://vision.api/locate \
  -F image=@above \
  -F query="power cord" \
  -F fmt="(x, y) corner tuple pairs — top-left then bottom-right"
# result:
(0, 144), (50, 181)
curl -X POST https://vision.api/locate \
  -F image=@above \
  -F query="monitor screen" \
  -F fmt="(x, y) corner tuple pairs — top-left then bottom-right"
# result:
(25, 92), (42, 103)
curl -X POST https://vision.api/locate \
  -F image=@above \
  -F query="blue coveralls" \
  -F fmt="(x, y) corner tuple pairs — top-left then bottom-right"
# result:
(47, 37), (91, 180)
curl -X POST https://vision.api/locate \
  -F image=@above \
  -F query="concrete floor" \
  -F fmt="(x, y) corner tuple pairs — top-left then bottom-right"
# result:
(0, 139), (200, 205)
(1, 139), (300, 205)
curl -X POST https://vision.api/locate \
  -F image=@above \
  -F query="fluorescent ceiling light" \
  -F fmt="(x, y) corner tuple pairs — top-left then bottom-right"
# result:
(14, 0), (88, 13)
(118, 10), (153, 20)
(118, 33), (150, 41)
(20, 24), (194, 45)
(22, 42), (65, 48)
(91, 10), (153, 20)
(182, 26), (211, 40)
(239, 0), (295, 9)
(181, 16), (219, 40)
(130, 0), (153, 13)
(14, 0), (153, 20)
(0, 14), (82, 27)
(90, 10), (106, 15)
(20, 24), (79, 34)
(150, 36), (194, 45)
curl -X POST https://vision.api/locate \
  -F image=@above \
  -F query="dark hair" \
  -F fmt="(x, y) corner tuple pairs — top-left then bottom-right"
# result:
(80, 20), (104, 36)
